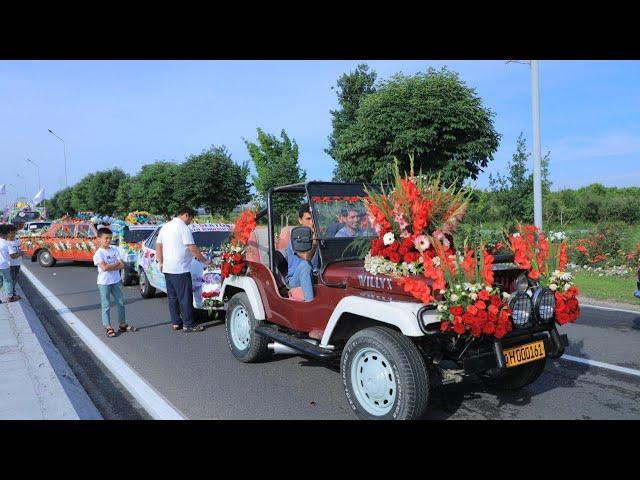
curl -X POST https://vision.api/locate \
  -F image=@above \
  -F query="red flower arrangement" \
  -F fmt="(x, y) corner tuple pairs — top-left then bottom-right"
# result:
(220, 209), (257, 279)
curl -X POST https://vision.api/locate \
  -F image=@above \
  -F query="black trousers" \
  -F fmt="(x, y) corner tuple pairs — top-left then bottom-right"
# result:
(164, 272), (195, 328)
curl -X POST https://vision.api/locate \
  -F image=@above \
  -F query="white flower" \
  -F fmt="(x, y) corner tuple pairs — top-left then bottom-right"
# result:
(512, 233), (521, 237)
(383, 232), (395, 246)
(431, 257), (441, 267)
(413, 235), (430, 252)
(549, 283), (558, 291)
(440, 289), (446, 294)
(450, 294), (459, 302)
(463, 282), (472, 291)
(470, 293), (478, 301)
(437, 304), (447, 312)
(563, 283), (571, 292)
(485, 286), (493, 292)
(561, 272), (573, 282)
(502, 292), (511, 300)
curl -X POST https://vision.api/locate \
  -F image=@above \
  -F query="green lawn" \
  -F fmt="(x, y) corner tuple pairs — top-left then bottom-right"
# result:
(572, 271), (640, 305)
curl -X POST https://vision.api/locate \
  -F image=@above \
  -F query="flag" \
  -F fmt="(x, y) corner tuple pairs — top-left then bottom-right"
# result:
(33, 187), (45, 204)
(0, 184), (6, 194)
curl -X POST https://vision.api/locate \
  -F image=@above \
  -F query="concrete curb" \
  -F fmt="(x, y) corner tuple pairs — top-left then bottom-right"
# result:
(0, 290), (89, 419)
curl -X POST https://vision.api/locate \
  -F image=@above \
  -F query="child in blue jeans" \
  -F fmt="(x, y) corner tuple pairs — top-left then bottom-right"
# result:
(93, 227), (136, 337)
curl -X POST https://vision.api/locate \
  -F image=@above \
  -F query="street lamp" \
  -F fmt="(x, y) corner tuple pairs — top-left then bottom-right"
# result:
(507, 60), (543, 230)
(26, 158), (41, 190)
(48, 129), (68, 188)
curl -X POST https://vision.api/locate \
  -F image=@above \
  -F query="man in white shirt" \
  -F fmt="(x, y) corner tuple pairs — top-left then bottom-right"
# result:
(0, 225), (21, 302)
(156, 207), (211, 333)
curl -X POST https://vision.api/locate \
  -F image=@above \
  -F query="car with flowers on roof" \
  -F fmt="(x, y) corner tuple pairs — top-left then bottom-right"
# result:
(112, 224), (159, 286)
(136, 223), (233, 312)
(19, 220), (99, 267)
(216, 170), (576, 420)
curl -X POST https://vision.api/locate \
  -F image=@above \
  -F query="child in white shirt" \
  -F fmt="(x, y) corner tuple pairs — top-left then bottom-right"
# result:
(0, 224), (21, 303)
(7, 225), (22, 298)
(93, 227), (136, 337)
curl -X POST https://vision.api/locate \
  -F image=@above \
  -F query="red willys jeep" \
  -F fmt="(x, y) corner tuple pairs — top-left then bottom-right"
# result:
(218, 182), (569, 420)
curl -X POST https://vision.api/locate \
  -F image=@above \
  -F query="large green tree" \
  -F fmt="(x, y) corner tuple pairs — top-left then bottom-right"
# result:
(127, 161), (181, 216)
(332, 67), (501, 186)
(70, 168), (128, 214)
(326, 63), (377, 177)
(174, 146), (251, 216)
(244, 128), (306, 217)
(47, 187), (75, 218)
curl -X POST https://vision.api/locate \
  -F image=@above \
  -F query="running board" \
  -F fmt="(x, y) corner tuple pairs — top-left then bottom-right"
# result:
(255, 325), (337, 359)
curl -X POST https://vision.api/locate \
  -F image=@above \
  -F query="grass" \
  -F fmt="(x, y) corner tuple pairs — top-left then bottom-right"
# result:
(572, 271), (640, 306)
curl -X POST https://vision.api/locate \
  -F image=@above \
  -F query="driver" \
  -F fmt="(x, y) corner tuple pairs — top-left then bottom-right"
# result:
(334, 207), (363, 238)
(286, 203), (319, 301)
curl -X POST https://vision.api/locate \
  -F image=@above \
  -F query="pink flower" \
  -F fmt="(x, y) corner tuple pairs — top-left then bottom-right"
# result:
(414, 235), (430, 252)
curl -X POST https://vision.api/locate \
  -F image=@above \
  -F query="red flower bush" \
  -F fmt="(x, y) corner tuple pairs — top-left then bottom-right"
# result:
(220, 209), (257, 279)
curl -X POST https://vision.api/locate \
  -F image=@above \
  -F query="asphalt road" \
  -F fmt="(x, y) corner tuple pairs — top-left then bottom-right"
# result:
(20, 261), (640, 420)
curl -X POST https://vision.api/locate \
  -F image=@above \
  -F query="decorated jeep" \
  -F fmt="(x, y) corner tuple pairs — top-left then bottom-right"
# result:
(217, 169), (579, 420)
(137, 223), (233, 313)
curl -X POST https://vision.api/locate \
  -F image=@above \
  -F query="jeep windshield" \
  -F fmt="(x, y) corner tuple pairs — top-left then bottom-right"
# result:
(193, 231), (231, 251)
(123, 228), (155, 243)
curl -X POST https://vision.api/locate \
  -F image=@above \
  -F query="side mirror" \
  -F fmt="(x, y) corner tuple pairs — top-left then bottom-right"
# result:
(291, 226), (313, 253)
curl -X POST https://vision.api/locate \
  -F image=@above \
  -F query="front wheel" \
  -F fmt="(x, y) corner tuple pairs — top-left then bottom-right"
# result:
(37, 249), (56, 268)
(225, 293), (270, 363)
(139, 269), (156, 298)
(481, 358), (547, 391)
(341, 326), (429, 420)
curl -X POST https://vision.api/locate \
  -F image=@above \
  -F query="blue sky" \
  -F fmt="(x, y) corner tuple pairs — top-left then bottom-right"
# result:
(1, 60), (639, 208)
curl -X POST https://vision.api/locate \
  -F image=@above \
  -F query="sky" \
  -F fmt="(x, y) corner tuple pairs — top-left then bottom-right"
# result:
(1, 60), (639, 208)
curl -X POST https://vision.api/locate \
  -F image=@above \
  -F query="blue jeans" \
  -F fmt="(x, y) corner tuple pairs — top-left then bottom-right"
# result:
(10, 266), (20, 297)
(165, 272), (195, 328)
(0, 268), (13, 300)
(287, 260), (314, 301)
(98, 282), (126, 328)
(635, 290), (640, 299)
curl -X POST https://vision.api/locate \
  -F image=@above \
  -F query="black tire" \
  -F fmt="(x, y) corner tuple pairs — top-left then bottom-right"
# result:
(225, 292), (270, 363)
(482, 358), (547, 391)
(139, 269), (156, 298)
(121, 267), (133, 286)
(37, 249), (56, 268)
(341, 326), (429, 420)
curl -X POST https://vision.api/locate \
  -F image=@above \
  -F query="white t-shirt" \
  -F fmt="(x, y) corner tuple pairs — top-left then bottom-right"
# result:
(9, 240), (21, 266)
(0, 239), (10, 270)
(93, 246), (122, 285)
(156, 217), (196, 274)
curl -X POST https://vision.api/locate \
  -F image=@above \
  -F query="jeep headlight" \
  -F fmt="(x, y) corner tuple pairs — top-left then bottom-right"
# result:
(418, 307), (439, 333)
(532, 287), (555, 323)
(509, 291), (532, 328)
(515, 273), (529, 293)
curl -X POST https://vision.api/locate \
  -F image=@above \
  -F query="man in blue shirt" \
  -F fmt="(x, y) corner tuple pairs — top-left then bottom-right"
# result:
(335, 207), (362, 238)
(287, 203), (319, 301)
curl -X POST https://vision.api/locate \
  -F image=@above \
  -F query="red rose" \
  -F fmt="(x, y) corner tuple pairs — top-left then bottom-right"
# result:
(453, 322), (466, 335)
(221, 262), (231, 278)
(440, 322), (450, 332)
(488, 304), (499, 316)
(466, 305), (478, 316)
(231, 263), (244, 275)
(449, 306), (464, 316)
(478, 290), (490, 301)
(474, 300), (487, 311)
(389, 252), (401, 263)
(490, 295), (502, 308)
(482, 321), (496, 335)
(232, 253), (242, 263)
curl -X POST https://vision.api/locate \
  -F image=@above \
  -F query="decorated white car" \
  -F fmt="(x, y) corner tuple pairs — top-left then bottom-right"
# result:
(112, 224), (159, 285)
(136, 223), (233, 312)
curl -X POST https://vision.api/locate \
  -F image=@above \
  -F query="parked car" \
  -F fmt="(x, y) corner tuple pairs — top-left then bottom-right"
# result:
(137, 223), (233, 312)
(217, 182), (570, 420)
(111, 224), (158, 286)
(19, 221), (98, 267)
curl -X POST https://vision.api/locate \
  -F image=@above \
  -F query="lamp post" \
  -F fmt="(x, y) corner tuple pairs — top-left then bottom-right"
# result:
(506, 60), (543, 230)
(48, 129), (68, 188)
(26, 158), (41, 190)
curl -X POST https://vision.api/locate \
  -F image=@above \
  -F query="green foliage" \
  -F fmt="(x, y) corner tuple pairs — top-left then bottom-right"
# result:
(572, 271), (640, 305)
(174, 146), (251, 217)
(332, 67), (500, 186)
(127, 161), (181, 216)
(244, 128), (306, 217)
(46, 187), (75, 218)
(70, 168), (128, 215)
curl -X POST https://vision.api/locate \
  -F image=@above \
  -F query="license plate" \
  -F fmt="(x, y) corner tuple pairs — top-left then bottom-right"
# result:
(503, 340), (546, 368)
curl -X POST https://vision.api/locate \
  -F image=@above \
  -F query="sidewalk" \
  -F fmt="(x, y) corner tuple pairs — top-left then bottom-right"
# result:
(0, 286), (101, 420)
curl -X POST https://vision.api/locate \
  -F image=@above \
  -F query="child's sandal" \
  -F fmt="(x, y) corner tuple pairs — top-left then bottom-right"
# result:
(119, 324), (137, 332)
(105, 327), (116, 337)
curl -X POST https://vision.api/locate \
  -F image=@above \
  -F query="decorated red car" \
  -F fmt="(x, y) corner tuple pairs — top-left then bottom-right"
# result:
(217, 178), (575, 420)
(19, 221), (98, 267)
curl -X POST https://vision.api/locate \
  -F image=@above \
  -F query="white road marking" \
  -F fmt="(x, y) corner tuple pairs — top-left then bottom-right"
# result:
(581, 304), (640, 315)
(561, 355), (640, 378)
(21, 266), (186, 420)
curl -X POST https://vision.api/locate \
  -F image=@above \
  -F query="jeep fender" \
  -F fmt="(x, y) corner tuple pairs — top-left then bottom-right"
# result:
(219, 276), (266, 320)
(320, 296), (440, 347)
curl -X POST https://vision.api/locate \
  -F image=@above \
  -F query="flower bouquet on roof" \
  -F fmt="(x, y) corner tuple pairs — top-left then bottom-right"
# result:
(125, 210), (163, 225)
(220, 209), (257, 279)
(507, 224), (579, 325)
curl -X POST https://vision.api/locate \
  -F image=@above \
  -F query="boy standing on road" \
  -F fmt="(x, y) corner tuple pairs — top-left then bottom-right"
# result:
(93, 227), (137, 338)
(7, 225), (22, 298)
(0, 225), (21, 303)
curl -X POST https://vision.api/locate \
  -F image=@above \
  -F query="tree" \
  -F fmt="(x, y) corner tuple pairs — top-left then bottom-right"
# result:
(174, 146), (251, 216)
(326, 63), (377, 178)
(47, 187), (75, 218)
(70, 169), (128, 214)
(244, 128), (306, 217)
(127, 161), (181, 216)
(332, 67), (500, 186)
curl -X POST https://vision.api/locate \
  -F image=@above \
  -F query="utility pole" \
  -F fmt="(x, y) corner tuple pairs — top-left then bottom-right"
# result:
(530, 60), (543, 230)
(48, 129), (68, 188)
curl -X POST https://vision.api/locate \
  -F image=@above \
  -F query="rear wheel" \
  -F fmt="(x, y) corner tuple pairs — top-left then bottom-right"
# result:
(225, 293), (270, 363)
(37, 249), (56, 268)
(482, 358), (547, 390)
(342, 326), (429, 420)
(139, 269), (156, 298)
(121, 267), (134, 286)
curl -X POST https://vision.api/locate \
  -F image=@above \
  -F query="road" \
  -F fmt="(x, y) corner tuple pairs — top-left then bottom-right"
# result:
(19, 261), (640, 420)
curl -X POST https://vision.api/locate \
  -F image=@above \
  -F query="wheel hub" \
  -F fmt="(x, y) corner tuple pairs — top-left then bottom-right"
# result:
(351, 347), (397, 416)
(230, 305), (250, 351)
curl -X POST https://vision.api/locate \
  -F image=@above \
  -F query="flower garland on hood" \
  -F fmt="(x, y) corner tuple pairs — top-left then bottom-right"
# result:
(508, 224), (579, 324)
(220, 209), (257, 278)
